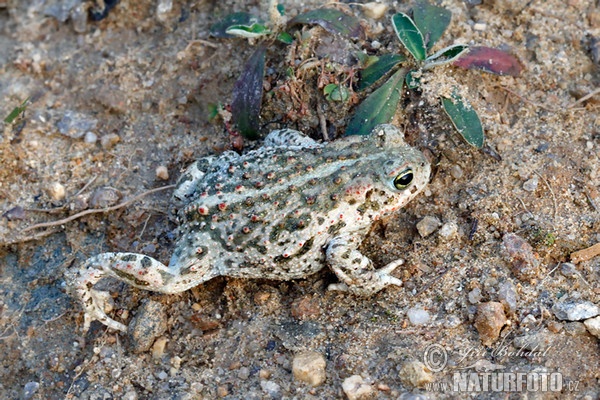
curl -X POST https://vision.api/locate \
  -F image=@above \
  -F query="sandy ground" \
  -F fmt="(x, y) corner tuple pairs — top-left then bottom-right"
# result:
(0, 0), (599, 399)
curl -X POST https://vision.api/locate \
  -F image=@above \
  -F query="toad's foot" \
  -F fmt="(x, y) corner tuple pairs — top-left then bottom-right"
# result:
(325, 234), (404, 296)
(65, 253), (176, 332)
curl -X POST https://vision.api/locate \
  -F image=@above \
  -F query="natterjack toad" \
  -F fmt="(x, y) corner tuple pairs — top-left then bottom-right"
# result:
(65, 125), (430, 332)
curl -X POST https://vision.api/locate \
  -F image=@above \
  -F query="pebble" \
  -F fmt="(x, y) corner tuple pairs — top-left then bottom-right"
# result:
(583, 316), (600, 338)
(552, 298), (600, 321)
(498, 281), (518, 315)
(84, 131), (98, 143)
(260, 380), (281, 397)
(407, 307), (430, 325)
(513, 331), (554, 351)
(362, 2), (388, 19)
(523, 176), (539, 192)
(128, 300), (168, 353)
(238, 367), (250, 380)
(123, 391), (138, 400)
(416, 216), (441, 238)
(564, 321), (587, 336)
(438, 221), (458, 240)
(156, 165), (169, 181)
(341, 375), (373, 400)
(152, 337), (168, 360)
(101, 133), (121, 150)
(473, 22), (487, 31)
(398, 361), (433, 388)
(292, 351), (326, 387)
(56, 110), (98, 139)
(47, 182), (66, 201)
(449, 165), (463, 179)
(502, 233), (540, 281)
(22, 382), (40, 400)
(560, 262), (578, 278)
(371, 40), (381, 50)
(468, 288), (482, 304)
(474, 302), (507, 346)
(89, 187), (122, 208)
(291, 296), (321, 319)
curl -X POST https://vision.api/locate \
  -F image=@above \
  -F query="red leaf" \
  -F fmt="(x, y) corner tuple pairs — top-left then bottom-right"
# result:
(454, 46), (522, 76)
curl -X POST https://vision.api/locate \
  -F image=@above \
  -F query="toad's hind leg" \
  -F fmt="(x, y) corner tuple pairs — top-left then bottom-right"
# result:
(325, 234), (404, 296)
(65, 253), (179, 332)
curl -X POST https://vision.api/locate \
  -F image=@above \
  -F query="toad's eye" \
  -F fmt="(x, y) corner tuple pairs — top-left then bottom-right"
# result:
(393, 168), (414, 190)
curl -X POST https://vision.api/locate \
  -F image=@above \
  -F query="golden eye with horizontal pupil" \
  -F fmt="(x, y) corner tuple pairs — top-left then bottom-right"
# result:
(393, 168), (414, 189)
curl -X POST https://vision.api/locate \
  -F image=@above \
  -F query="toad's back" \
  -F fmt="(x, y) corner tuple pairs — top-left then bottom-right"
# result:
(169, 127), (430, 281)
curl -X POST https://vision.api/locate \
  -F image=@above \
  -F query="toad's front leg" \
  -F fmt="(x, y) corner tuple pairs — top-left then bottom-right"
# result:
(64, 253), (178, 332)
(325, 234), (404, 296)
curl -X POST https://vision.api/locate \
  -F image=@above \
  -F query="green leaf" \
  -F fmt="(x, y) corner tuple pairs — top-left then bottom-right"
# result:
(226, 23), (271, 39)
(277, 31), (294, 44)
(276, 4), (285, 16)
(345, 68), (407, 136)
(324, 84), (349, 102)
(231, 46), (266, 140)
(289, 8), (365, 39)
(210, 12), (259, 38)
(405, 70), (420, 89)
(441, 91), (484, 148)
(357, 54), (406, 91)
(4, 97), (30, 124)
(413, 0), (451, 51)
(391, 13), (426, 61)
(424, 44), (469, 69)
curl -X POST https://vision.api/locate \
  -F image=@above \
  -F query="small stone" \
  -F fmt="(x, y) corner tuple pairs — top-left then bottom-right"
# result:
(3, 206), (26, 221)
(583, 316), (600, 338)
(438, 221), (458, 240)
(84, 131), (98, 143)
(101, 133), (121, 150)
(468, 288), (482, 304)
(370, 40), (381, 50)
(502, 233), (540, 281)
(217, 386), (228, 397)
(238, 367), (250, 380)
(362, 2), (388, 19)
(523, 176), (539, 192)
(123, 391), (138, 400)
(399, 361), (433, 388)
(89, 187), (122, 208)
(473, 22), (487, 31)
(498, 281), (518, 315)
(156, 165), (169, 181)
(407, 307), (430, 325)
(416, 216), (441, 238)
(342, 375), (373, 400)
(291, 296), (321, 319)
(22, 382), (40, 400)
(292, 351), (326, 387)
(260, 380), (281, 397)
(47, 182), (66, 201)
(128, 300), (168, 353)
(152, 337), (168, 360)
(560, 262), (578, 278)
(552, 298), (600, 321)
(56, 110), (97, 139)
(547, 321), (563, 333)
(157, 371), (168, 380)
(449, 164), (463, 179)
(475, 302), (507, 346)
(513, 331), (554, 351)
(564, 321), (587, 336)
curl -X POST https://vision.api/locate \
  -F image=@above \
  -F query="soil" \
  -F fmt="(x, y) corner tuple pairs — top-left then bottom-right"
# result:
(1, 0), (599, 399)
